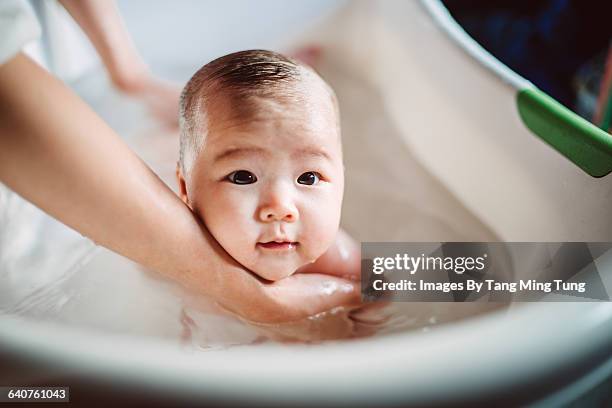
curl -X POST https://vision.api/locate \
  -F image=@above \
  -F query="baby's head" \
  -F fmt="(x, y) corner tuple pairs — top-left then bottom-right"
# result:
(177, 50), (343, 281)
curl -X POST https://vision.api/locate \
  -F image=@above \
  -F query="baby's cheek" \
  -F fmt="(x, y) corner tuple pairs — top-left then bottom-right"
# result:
(202, 188), (257, 244)
(301, 205), (340, 261)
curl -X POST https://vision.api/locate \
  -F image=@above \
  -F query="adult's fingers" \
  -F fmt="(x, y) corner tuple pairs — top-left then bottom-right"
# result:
(258, 273), (361, 324)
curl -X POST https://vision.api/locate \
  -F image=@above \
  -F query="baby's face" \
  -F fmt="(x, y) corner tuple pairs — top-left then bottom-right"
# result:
(180, 89), (344, 281)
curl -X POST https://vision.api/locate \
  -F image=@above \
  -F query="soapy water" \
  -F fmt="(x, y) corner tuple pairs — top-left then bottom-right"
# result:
(0, 51), (506, 348)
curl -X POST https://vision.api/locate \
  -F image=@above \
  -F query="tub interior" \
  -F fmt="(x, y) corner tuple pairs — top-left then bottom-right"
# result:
(0, 53), (502, 346)
(1, 0), (610, 349)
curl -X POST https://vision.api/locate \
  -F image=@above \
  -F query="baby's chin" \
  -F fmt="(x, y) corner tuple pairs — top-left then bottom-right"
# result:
(253, 266), (297, 282)
(245, 253), (309, 282)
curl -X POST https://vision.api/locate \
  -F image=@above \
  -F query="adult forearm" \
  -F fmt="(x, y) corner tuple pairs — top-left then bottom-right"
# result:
(0, 53), (214, 289)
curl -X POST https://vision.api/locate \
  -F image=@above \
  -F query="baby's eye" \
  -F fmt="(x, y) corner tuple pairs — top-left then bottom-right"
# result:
(227, 170), (257, 185)
(297, 171), (321, 186)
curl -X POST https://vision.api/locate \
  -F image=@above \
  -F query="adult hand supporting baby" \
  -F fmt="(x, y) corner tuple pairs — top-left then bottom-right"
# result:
(185, 222), (361, 325)
(0, 53), (360, 327)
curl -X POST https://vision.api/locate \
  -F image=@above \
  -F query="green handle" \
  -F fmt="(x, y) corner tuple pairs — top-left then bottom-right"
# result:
(517, 88), (612, 178)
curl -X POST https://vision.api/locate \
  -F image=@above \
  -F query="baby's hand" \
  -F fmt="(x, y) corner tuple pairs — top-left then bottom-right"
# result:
(297, 228), (361, 281)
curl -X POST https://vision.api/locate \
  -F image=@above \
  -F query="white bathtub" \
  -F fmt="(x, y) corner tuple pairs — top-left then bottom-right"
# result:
(1, 0), (611, 406)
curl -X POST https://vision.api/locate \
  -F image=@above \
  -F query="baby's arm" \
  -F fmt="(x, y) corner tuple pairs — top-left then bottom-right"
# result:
(297, 228), (361, 281)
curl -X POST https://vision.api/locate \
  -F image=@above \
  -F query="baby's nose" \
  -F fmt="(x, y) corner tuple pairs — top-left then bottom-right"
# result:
(258, 199), (299, 223)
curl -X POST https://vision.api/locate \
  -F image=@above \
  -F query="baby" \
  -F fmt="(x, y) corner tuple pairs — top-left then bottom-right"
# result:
(176, 49), (359, 282)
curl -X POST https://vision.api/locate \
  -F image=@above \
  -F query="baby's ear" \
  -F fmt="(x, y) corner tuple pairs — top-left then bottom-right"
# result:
(175, 163), (191, 208)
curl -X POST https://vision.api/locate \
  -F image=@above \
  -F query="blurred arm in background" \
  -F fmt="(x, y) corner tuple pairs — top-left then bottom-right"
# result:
(58, 0), (181, 129)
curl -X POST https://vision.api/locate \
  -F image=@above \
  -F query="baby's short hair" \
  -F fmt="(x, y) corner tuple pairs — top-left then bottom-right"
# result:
(178, 49), (335, 177)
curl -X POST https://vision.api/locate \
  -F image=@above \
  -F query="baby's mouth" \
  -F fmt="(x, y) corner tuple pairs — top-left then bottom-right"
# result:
(257, 241), (299, 251)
